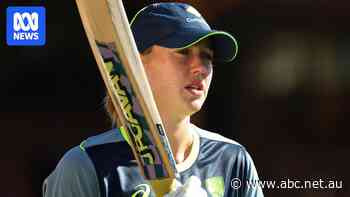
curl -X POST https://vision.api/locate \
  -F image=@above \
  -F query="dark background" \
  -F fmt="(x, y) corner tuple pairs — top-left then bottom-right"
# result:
(1, 0), (349, 197)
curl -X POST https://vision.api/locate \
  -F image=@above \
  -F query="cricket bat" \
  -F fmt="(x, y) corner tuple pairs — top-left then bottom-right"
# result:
(74, 0), (178, 196)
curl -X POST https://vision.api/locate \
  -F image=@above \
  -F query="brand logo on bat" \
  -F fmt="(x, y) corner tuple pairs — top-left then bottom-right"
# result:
(105, 61), (156, 165)
(6, 6), (46, 46)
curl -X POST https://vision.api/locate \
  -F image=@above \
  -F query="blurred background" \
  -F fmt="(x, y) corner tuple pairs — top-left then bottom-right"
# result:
(1, 0), (349, 196)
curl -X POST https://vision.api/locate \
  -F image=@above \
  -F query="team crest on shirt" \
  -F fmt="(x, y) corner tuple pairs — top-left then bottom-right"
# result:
(205, 176), (225, 197)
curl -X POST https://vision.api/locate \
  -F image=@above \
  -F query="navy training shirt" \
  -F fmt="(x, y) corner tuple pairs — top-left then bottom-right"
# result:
(43, 124), (264, 197)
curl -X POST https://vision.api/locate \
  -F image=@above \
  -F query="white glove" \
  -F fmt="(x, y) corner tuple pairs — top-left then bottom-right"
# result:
(164, 176), (208, 197)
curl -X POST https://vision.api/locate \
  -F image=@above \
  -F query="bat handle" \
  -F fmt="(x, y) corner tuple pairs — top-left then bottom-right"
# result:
(150, 178), (177, 197)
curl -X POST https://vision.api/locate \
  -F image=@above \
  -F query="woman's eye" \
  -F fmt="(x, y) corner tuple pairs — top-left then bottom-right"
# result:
(200, 52), (213, 63)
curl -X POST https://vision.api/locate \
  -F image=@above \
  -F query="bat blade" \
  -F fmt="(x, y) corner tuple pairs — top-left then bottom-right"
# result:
(74, 0), (177, 195)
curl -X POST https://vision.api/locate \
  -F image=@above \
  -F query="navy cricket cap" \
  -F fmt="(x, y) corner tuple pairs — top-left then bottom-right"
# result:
(130, 2), (238, 62)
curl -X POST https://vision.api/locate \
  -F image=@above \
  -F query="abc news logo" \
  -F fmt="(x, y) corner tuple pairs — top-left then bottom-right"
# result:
(6, 7), (46, 46)
(14, 12), (39, 32)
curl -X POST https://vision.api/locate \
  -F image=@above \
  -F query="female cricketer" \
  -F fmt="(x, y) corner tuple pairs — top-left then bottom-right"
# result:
(43, 3), (263, 197)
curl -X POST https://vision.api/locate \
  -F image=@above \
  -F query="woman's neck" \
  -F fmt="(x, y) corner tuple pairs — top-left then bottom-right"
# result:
(163, 116), (193, 164)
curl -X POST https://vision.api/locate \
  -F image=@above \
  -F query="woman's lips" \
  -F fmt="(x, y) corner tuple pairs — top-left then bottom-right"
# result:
(185, 82), (204, 96)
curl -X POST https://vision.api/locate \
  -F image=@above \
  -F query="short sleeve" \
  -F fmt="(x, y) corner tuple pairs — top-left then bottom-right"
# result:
(43, 146), (100, 197)
(241, 149), (264, 197)
(228, 147), (264, 197)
